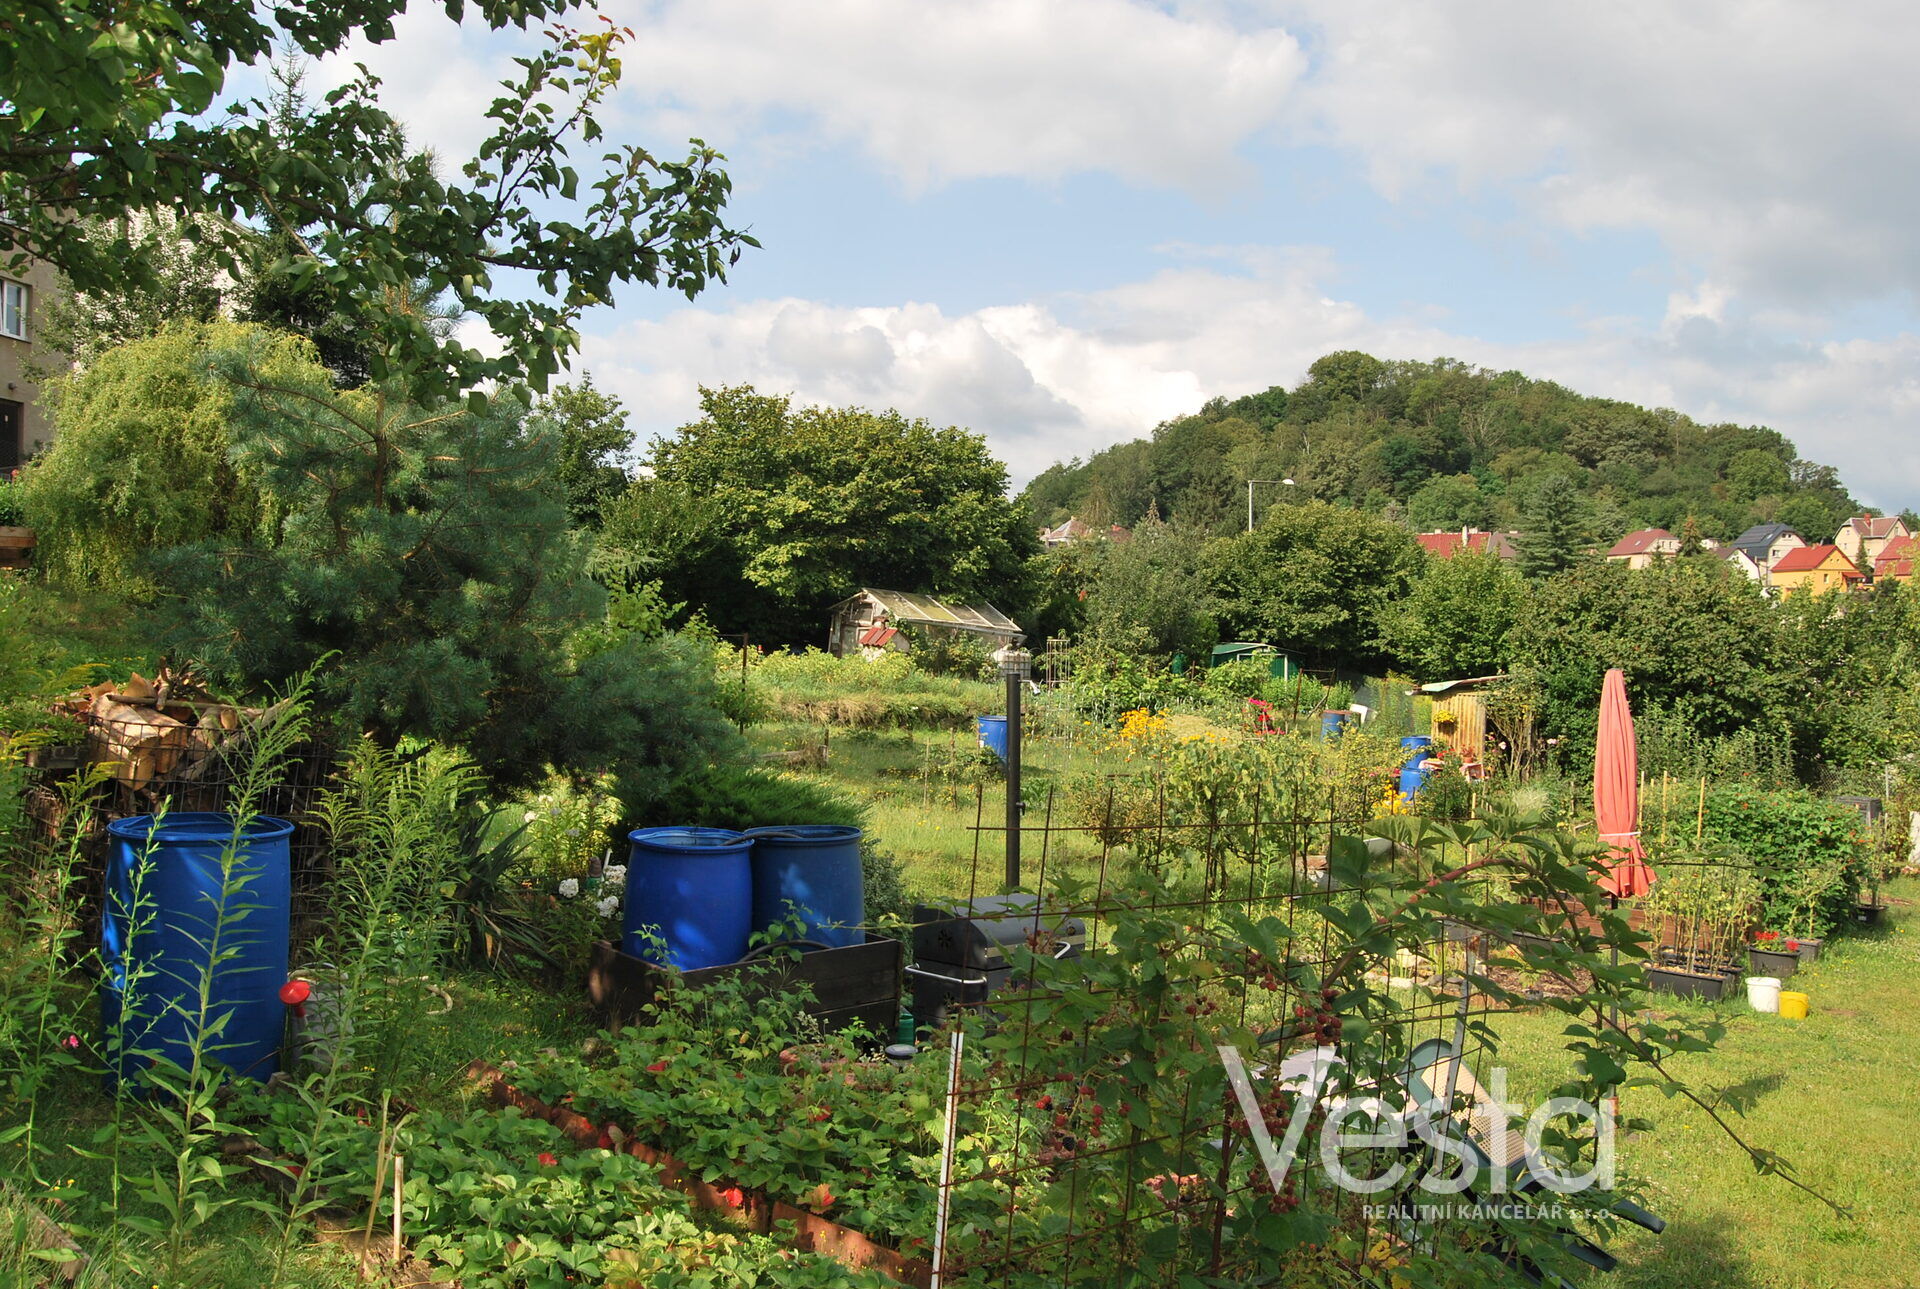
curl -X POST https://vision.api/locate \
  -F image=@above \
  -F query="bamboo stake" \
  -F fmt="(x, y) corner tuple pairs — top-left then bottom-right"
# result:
(360, 1098), (393, 1251)
(1695, 778), (1707, 842)
(1661, 772), (1671, 844)
(392, 1156), (404, 1264)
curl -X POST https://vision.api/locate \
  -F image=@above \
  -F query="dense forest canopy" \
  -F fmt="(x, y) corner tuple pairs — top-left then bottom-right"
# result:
(1019, 352), (1902, 542)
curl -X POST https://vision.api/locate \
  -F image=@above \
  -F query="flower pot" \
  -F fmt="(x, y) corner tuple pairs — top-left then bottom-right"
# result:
(1646, 964), (1737, 1001)
(1744, 976), (1782, 1013)
(1794, 938), (1823, 965)
(1747, 947), (1798, 979)
(1855, 904), (1885, 927)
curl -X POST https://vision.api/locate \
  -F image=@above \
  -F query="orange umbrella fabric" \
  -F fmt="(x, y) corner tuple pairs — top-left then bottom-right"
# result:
(1594, 667), (1654, 898)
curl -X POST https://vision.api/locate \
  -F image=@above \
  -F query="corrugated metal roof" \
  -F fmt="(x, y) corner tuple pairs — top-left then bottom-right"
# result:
(841, 589), (1023, 637)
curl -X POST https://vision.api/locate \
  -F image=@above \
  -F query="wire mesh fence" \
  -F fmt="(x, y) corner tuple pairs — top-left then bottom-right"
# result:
(910, 773), (1548, 1286)
(23, 702), (339, 940)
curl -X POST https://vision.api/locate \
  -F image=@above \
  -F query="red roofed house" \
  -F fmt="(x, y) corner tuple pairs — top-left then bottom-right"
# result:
(1415, 528), (1520, 560)
(1604, 528), (1680, 570)
(1834, 514), (1912, 570)
(1873, 534), (1916, 584)
(1768, 544), (1863, 595)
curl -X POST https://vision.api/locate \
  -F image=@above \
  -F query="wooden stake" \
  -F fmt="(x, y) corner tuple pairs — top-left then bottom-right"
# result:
(392, 1156), (404, 1264)
(1661, 772), (1671, 844)
(1695, 778), (1707, 843)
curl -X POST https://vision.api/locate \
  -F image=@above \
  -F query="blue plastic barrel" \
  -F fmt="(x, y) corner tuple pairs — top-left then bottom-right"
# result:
(623, 828), (755, 969)
(744, 825), (866, 949)
(102, 813), (293, 1086)
(977, 715), (1009, 761)
(1320, 710), (1352, 740)
(1398, 736), (1435, 798)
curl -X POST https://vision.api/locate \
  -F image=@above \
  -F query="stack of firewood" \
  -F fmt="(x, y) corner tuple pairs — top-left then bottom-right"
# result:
(50, 668), (287, 791)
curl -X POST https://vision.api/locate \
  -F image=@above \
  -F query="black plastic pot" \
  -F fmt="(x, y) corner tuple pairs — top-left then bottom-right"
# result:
(1646, 964), (1738, 1001)
(1855, 904), (1886, 928)
(1747, 947), (1798, 979)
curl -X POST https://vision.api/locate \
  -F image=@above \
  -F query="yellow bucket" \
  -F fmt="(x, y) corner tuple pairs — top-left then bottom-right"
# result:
(1778, 991), (1809, 1020)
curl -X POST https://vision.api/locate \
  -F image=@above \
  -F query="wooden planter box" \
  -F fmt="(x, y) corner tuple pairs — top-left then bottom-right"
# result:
(470, 1062), (933, 1287)
(588, 936), (903, 1037)
(0, 526), (33, 571)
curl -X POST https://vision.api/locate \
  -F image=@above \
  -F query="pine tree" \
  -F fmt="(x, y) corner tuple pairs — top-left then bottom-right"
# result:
(1515, 473), (1588, 579)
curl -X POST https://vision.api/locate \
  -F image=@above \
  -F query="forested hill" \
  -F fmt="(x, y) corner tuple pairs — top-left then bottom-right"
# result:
(1020, 352), (1893, 542)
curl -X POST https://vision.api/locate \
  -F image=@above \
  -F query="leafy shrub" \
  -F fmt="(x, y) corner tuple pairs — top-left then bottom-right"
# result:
(899, 624), (997, 682)
(860, 837), (912, 933)
(1701, 785), (1864, 938)
(631, 762), (866, 832)
(1059, 651), (1194, 724)
(0, 476), (22, 528)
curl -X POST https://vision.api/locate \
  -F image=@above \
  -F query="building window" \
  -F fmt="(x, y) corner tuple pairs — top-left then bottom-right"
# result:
(0, 280), (26, 340)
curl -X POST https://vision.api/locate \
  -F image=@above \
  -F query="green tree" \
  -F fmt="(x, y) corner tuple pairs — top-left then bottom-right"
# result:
(1208, 501), (1423, 670)
(1514, 472), (1589, 578)
(1509, 559), (1788, 761)
(2, 9), (753, 397)
(642, 386), (1038, 644)
(530, 375), (632, 529)
(1386, 549), (1525, 680)
(18, 321), (323, 591)
(1724, 447), (1791, 503)
(152, 336), (736, 788)
(1406, 473), (1491, 531)
(1080, 518), (1217, 658)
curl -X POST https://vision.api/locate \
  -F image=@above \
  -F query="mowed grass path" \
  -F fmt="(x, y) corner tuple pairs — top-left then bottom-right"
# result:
(1479, 885), (1920, 1289)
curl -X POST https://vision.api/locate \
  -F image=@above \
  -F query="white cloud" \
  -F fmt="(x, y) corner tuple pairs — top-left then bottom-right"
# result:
(1282, 1), (1920, 309)
(604, 0), (1307, 191)
(580, 249), (1920, 508)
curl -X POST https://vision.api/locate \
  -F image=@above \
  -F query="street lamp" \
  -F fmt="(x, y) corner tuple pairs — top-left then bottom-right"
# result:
(993, 643), (1032, 891)
(1246, 478), (1297, 532)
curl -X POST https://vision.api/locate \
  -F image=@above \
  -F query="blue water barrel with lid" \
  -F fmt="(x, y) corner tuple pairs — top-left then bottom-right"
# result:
(1320, 710), (1353, 740)
(1398, 735), (1435, 797)
(623, 827), (755, 969)
(102, 812), (293, 1086)
(976, 715), (1009, 761)
(745, 825), (866, 949)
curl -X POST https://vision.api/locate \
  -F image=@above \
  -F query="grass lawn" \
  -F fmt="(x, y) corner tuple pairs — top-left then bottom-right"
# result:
(1544, 880), (1919, 1289)
(749, 722), (1135, 895)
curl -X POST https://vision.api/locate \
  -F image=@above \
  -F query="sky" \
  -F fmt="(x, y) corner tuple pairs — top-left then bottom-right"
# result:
(312, 1), (1920, 508)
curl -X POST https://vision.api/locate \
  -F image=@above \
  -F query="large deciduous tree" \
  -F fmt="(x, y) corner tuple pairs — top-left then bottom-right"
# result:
(1386, 548), (1525, 681)
(1508, 559), (1788, 762)
(2, 7), (754, 398)
(1208, 501), (1423, 670)
(632, 386), (1038, 644)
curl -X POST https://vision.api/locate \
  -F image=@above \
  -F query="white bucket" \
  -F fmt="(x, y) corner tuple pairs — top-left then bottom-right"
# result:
(1746, 976), (1782, 1013)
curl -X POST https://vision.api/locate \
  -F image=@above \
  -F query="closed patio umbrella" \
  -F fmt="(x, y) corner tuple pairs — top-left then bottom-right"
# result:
(1594, 668), (1654, 897)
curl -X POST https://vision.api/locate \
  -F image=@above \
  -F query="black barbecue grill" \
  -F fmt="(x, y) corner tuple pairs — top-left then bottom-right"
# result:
(907, 893), (1086, 1031)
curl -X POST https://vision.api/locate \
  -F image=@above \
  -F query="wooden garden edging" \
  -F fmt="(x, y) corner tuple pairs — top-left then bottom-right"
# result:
(466, 1061), (934, 1288)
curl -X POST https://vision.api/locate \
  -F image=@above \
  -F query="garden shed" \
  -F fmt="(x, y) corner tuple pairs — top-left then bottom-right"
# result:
(826, 588), (1023, 658)
(1208, 642), (1298, 678)
(1420, 674), (1506, 760)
